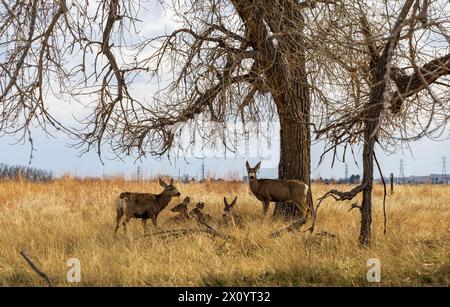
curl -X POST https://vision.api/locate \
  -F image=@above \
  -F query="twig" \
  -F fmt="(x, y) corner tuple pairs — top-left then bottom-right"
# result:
(315, 231), (338, 238)
(374, 152), (388, 235)
(195, 218), (235, 240)
(270, 216), (310, 238)
(19, 250), (52, 287)
(348, 202), (362, 212)
(307, 194), (328, 234)
(144, 221), (235, 241)
(144, 228), (200, 238)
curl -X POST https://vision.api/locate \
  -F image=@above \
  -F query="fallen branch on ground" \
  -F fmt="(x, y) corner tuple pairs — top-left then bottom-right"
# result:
(315, 231), (338, 238)
(194, 217), (235, 240)
(144, 219), (235, 241)
(19, 250), (52, 287)
(144, 228), (201, 239)
(270, 216), (311, 238)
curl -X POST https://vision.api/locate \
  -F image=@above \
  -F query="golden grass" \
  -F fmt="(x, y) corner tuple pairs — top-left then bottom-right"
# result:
(0, 177), (448, 286)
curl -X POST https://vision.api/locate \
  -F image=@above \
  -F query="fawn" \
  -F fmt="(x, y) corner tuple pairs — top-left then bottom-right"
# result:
(221, 196), (243, 228)
(166, 196), (191, 224)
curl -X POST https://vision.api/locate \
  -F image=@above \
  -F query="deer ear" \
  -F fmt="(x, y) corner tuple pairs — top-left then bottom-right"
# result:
(255, 161), (261, 171)
(223, 197), (229, 208)
(170, 178), (174, 185)
(231, 196), (237, 206)
(159, 178), (167, 187)
(245, 161), (250, 171)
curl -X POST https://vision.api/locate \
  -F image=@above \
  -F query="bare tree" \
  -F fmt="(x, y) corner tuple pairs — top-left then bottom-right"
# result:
(1, 0), (447, 235)
(0, 163), (53, 182)
(0, 0), (148, 157)
(0, 0), (346, 219)
(116, 0), (345, 218)
(312, 0), (449, 245)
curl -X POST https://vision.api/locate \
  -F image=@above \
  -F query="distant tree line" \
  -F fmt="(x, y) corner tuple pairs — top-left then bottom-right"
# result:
(0, 163), (53, 182)
(314, 174), (361, 185)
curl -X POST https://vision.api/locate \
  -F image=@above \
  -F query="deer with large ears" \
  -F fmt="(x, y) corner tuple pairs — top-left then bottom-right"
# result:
(246, 161), (310, 217)
(189, 202), (213, 225)
(166, 196), (191, 224)
(222, 196), (243, 228)
(114, 178), (181, 235)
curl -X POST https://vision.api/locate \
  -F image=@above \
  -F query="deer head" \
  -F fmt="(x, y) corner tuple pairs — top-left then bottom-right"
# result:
(223, 196), (237, 217)
(189, 202), (204, 217)
(171, 196), (190, 213)
(246, 161), (261, 181)
(159, 178), (181, 197)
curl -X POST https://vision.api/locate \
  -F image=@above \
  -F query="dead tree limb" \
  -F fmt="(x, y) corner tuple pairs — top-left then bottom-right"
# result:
(270, 216), (311, 238)
(374, 152), (388, 235)
(19, 250), (52, 287)
(194, 216), (235, 240)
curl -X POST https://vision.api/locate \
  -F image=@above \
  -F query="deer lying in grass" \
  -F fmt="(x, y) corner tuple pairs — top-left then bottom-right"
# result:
(221, 196), (243, 228)
(114, 178), (181, 235)
(166, 197), (191, 224)
(246, 161), (310, 218)
(189, 202), (213, 225)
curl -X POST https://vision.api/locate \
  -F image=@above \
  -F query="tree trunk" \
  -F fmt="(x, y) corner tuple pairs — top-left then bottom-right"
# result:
(358, 54), (387, 245)
(359, 130), (375, 245)
(259, 5), (311, 220)
(273, 78), (312, 219)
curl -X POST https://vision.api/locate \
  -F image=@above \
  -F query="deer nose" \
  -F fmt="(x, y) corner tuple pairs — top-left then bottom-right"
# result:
(176, 192), (181, 196)
(250, 176), (254, 180)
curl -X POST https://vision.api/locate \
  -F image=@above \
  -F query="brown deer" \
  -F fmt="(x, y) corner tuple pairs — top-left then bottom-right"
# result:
(189, 202), (213, 225)
(221, 196), (243, 228)
(166, 196), (191, 224)
(114, 178), (181, 235)
(246, 161), (310, 217)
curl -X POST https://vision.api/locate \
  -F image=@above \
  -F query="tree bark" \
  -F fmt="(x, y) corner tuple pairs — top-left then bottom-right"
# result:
(232, 0), (312, 220)
(272, 76), (312, 219)
(359, 131), (375, 245)
(358, 54), (387, 245)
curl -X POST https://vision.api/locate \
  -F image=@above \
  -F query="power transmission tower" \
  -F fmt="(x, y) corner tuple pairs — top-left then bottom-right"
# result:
(136, 165), (142, 181)
(201, 159), (205, 181)
(344, 163), (349, 183)
(442, 156), (447, 183)
(195, 157), (206, 181)
(399, 159), (405, 183)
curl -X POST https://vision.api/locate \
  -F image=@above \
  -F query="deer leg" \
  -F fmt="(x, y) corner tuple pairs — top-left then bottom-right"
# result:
(262, 201), (270, 215)
(122, 215), (132, 234)
(141, 219), (148, 235)
(114, 208), (123, 235)
(151, 215), (158, 228)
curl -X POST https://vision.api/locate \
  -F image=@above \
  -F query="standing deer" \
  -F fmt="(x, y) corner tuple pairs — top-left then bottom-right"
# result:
(222, 196), (243, 228)
(114, 178), (181, 235)
(246, 161), (310, 217)
(166, 196), (191, 224)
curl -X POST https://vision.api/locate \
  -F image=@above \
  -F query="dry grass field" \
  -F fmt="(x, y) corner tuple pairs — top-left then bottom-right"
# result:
(0, 177), (448, 286)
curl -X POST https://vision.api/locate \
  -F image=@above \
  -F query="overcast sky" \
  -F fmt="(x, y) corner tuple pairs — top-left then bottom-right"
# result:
(0, 2), (448, 180)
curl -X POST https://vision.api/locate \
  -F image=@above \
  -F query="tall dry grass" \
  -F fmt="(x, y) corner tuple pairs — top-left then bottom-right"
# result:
(0, 177), (448, 286)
